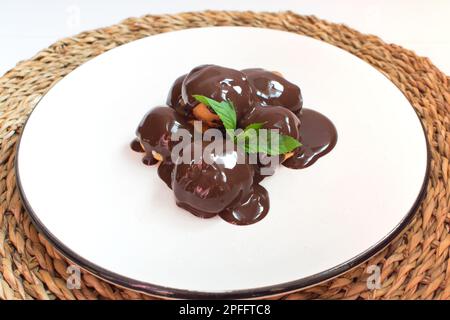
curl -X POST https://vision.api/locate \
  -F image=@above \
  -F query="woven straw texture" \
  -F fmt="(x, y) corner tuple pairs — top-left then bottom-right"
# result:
(0, 11), (449, 300)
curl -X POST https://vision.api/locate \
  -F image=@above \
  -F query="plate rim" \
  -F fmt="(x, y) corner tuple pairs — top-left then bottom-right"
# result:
(14, 26), (431, 299)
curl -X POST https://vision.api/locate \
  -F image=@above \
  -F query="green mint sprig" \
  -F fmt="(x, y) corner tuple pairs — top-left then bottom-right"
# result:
(236, 125), (301, 156)
(192, 95), (237, 130)
(193, 95), (301, 156)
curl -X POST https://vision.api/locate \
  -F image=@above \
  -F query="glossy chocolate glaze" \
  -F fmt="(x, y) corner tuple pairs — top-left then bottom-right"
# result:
(241, 105), (301, 139)
(130, 138), (144, 152)
(166, 74), (187, 117)
(172, 141), (269, 224)
(283, 108), (337, 169)
(131, 64), (336, 225)
(219, 184), (269, 225)
(135, 106), (194, 165)
(242, 68), (303, 115)
(157, 161), (175, 189)
(240, 106), (302, 177)
(181, 65), (255, 120)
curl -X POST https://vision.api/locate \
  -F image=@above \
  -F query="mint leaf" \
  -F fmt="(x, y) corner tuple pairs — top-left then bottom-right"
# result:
(225, 128), (235, 140)
(244, 142), (259, 154)
(258, 131), (302, 156)
(276, 133), (302, 155)
(235, 122), (265, 142)
(243, 122), (265, 131)
(236, 124), (301, 156)
(193, 95), (237, 130)
(236, 123), (263, 153)
(236, 127), (259, 153)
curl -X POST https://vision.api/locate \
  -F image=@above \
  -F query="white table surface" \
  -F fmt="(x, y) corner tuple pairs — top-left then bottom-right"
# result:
(1, 0), (449, 76)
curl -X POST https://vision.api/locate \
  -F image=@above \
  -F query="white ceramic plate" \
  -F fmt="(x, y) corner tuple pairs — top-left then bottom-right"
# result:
(16, 27), (429, 299)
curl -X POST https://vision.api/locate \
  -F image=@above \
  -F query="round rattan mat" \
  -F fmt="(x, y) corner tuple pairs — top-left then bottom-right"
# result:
(0, 11), (449, 300)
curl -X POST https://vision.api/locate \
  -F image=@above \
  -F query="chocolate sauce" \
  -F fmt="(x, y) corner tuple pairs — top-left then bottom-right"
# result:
(136, 106), (193, 165)
(130, 138), (144, 152)
(166, 74), (187, 117)
(130, 137), (158, 165)
(219, 184), (269, 225)
(172, 141), (269, 224)
(242, 68), (303, 115)
(283, 109), (337, 169)
(157, 161), (175, 189)
(131, 64), (337, 226)
(181, 65), (255, 120)
(241, 105), (301, 139)
(143, 155), (158, 166)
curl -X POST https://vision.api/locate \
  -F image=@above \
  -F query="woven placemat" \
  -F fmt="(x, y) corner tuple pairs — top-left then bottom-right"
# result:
(0, 11), (449, 300)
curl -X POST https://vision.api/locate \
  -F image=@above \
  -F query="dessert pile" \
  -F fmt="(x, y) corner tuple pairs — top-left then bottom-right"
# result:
(131, 65), (336, 225)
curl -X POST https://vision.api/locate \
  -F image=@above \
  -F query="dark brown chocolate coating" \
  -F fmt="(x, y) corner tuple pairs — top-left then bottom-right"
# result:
(130, 138), (144, 152)
(283, 108), (337, 169)
(157, 161), (175, 189)
(240, 106), (302, 177)
(135, 106), (193, 164)
(172, 141), (253, 217)
(166, 74), (187, 117)
(181, 65), (255, 120)
(131, 64), (337, 226)
(240, 105), (301, 139)
(242, 68), (303, 115)
(172, 141), (269, 224)
(219, 184), (269, 225)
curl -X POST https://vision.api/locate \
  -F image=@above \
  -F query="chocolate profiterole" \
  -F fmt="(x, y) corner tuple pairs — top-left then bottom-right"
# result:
(166, 74), (186, 112)
(241, 105), (301, 139)
(178, 65), (255, 122)
(131, 64), (337, 226)
(240, 105), (302, 178)
(242, 68), (303, 115)
(172, 141), (269, 225)
(130, 106), (194, 165)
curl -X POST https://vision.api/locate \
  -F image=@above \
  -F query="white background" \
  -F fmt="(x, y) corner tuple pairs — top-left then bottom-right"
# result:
(1, 0), (450, 76)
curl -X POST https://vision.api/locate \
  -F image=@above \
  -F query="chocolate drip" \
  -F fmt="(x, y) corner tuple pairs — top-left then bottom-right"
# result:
(283, 109), (337, 169)
(242, 68), (303, 115)
(157, 161), (175, 189)
(130, 138), (144, 152)
(142, 155), (158, 166)
(219, 184), (269, 225)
